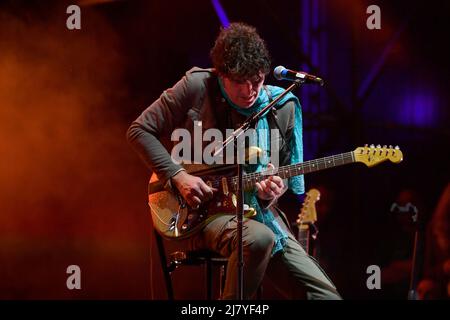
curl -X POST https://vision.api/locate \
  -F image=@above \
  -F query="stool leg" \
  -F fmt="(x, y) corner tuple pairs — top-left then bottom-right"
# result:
(219, 265), (225, 299)
(154, 230), (174, 300)
(206, 259), (212, 300)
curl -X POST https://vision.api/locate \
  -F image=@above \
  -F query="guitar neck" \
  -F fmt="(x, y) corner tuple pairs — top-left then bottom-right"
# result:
(298, 227), (310, 253)
(239, 151), (355, 190)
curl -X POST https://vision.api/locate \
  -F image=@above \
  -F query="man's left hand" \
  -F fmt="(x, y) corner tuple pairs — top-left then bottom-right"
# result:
(255, 163), (285, 201)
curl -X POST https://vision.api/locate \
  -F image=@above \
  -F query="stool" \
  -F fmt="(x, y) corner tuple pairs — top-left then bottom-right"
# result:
(153, 230), (228, 300)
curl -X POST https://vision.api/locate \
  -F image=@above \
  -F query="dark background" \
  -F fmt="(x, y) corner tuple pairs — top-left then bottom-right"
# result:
(0, 0), (449, 299)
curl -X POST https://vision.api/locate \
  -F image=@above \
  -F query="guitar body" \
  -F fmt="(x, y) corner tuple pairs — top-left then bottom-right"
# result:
(148, 164), (255, 240)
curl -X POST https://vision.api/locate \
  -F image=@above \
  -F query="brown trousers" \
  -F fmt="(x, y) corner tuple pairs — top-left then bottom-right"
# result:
(190, 215), (342, 300)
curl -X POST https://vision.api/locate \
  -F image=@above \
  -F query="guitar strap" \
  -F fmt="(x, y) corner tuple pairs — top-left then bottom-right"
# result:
(264, 85), (288, 147)
(264, 85), (292, 167)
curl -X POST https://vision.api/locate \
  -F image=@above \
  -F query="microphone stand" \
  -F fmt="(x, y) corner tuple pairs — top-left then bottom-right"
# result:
(406, 204), (424, 300)
(214, 79), (304, 300)
(391, 202), (424, 300)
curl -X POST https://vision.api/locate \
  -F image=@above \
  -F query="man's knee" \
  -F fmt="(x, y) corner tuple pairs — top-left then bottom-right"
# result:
(243, 223), (276, 256)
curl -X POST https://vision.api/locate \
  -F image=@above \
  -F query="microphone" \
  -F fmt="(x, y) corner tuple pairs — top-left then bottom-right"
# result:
(273, 66), (324, 86)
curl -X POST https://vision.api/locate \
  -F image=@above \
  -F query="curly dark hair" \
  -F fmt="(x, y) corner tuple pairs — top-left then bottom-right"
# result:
(210, 22), (271, 80)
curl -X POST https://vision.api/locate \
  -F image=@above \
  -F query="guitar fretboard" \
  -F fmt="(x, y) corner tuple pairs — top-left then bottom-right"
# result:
(298, 227), (310, 253)
(227, 151), (355, 191)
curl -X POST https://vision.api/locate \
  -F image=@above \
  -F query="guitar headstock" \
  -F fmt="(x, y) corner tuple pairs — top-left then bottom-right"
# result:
(297, 188), (320, 227)
(354, 144), (403, 168)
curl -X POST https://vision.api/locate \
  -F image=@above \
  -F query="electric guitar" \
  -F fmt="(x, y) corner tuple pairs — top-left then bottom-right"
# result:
(296, 188), (320, 254)
(148, 145), (403, 239)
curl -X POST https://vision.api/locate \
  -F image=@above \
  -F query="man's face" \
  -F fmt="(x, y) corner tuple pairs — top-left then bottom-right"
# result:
(221, 72), (265, 108)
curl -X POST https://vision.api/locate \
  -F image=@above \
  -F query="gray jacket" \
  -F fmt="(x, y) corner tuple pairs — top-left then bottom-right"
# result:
(127, 67), (296, 187)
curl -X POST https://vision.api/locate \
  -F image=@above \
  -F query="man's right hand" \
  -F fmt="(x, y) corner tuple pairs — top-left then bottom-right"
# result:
(171, 170), (217, 208)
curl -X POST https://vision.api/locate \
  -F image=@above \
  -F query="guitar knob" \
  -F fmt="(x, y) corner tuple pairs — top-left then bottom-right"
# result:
(370, 144), (375, 148)
(395, 145), (400, 150)
(376, 144), (381, 148)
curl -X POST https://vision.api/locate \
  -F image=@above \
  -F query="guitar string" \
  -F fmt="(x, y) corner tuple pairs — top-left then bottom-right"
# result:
(232, 153), (355, 185)
(205, 150), (395, 189)
(243, 153), (354, 179)
(207, 153), (355, 190)
(208, 154), (354, 187)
